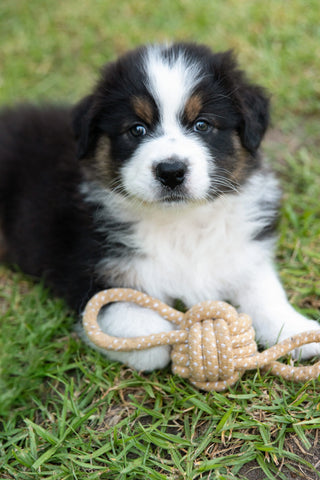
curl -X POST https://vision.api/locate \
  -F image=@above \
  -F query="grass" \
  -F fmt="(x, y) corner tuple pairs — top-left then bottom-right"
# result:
(1, 0), (320, 478)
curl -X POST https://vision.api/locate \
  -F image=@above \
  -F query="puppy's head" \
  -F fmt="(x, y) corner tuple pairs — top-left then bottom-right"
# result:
(73, 43), (269, 205)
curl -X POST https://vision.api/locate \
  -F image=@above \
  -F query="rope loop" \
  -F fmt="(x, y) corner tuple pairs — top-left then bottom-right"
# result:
(82, 288), (320, 391)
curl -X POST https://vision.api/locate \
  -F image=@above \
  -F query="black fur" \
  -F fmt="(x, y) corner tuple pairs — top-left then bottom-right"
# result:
(0, 105), (106, 310)
(252, 198), (280, 241)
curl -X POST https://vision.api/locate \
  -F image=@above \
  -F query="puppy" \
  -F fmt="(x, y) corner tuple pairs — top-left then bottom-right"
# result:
(0, 43), (319, 370)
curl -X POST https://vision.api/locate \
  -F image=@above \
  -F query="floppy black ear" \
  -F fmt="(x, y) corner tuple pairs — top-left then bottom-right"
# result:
(72, 95), (98, 159)
(211, 50), (270, 154)
(236, 84), (270, 154)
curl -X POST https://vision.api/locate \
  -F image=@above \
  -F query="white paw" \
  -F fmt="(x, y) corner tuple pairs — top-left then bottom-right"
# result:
(80, 302), (174, 371)
(278, 317), (320, 360)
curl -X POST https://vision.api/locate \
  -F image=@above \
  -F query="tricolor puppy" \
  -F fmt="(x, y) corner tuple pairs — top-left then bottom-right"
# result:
(0, 43), (319, 370)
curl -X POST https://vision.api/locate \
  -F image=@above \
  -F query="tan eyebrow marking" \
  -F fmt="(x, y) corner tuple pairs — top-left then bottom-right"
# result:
(184, 94), (203, 123)
(131, 96), (154, 125)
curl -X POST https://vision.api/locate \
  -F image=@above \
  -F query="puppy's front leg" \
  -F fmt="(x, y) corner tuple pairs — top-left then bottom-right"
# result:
(231, 262), (320, 359)
(80, 302), (174, 371)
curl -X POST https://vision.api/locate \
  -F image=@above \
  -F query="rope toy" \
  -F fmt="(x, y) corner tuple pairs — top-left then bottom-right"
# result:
(82, 288), (320, 391)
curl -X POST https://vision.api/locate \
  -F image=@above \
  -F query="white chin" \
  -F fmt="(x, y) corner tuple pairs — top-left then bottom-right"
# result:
(148, 194), (208, 208)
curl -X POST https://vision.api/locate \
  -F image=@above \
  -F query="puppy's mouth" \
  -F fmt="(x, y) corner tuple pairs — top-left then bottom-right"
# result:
(159, 194), (189, 204)
(157, 188), (206, 205)
(157, 184), (193, 204)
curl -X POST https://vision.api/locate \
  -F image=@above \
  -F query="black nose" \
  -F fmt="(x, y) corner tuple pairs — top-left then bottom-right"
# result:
(155, 161), (187, 189)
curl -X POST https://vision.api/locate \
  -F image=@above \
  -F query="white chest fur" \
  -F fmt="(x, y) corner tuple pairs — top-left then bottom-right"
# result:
(95, 171), (280, 307)
(130, 198), (262, 305)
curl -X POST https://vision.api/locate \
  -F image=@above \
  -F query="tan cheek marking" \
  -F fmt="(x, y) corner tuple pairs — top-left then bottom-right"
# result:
(132, 96), (154, 125)
(184, 94), (203, 124)
(82, 136), (113, 185)
(230, 133), (251, 183)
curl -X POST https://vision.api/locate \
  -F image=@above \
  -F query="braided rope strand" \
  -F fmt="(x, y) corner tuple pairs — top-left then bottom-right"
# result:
(82, 288), (320, 391)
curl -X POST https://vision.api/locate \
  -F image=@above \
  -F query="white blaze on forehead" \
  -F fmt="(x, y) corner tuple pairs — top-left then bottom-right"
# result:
(119, 46), (212, 204)
(144, 46), (202, 130)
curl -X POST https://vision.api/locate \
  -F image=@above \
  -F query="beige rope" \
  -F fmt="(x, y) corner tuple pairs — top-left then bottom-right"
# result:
(82, 288), (320, 391)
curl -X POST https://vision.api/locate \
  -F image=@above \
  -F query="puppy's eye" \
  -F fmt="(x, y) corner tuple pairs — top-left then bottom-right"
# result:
(130, 124), (147, 137)
(193, 120), (211, 133)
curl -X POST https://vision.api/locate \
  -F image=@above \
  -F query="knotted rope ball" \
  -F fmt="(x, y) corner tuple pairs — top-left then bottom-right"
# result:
(82, 288), (320, 391)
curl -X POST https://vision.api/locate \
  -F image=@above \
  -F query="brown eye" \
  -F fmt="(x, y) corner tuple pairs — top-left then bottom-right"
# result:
(130, 124), (147, 137)
(194, 120), (211, 133)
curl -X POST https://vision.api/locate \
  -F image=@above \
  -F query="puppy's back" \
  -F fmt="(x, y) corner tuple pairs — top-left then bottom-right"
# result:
(0, 104), (99, 307)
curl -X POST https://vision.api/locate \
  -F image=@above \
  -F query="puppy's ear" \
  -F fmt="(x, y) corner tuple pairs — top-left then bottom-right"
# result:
(236, 84), (270, 154)
(213, 51), (270, 154)
(72, 95), (98, 159)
